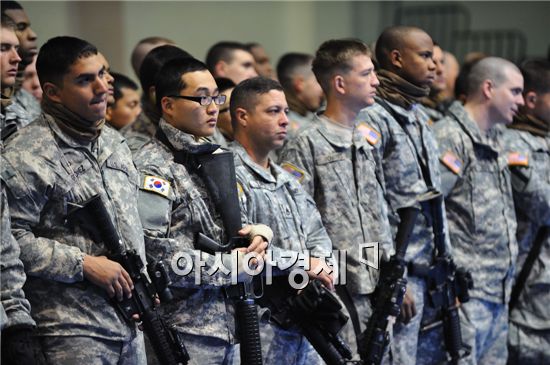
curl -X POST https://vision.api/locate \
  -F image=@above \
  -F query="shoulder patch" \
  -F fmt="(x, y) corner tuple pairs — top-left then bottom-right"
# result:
(280, 162), (305, 183)
(356, 122), (380, 145)
(289, 120), (300, 132)
(507, 152), (529, 167)
(237, 182), (244, 198)
(440, 151), (463, 175)
(142, 175), (171, 197)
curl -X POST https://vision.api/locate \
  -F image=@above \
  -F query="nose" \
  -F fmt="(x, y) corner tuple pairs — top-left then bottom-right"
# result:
(372, 72), (380, 87)
(10, 48), (22, 63)
(206, 100), (219, 115)
(517, 94), (525, 107)
(95, 77), (109, 94)
(28, 27), (37, 41)
(280, 111), (289, 127)
(428, 57), (436, 71)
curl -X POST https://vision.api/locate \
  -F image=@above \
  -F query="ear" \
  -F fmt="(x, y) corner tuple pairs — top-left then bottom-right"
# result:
(42, 82), (62, 103)
(293, 76), (305, 94)
(481, 79), (494, 100)
(160, 96), (174, 117)
(234, 107), (248, 127)
(524, 91), (537, 110)
(333, 75), (345, 95)
(390, 50), (402, 69)
(148, 86), (156, 104)
(215, 61), (227, 78)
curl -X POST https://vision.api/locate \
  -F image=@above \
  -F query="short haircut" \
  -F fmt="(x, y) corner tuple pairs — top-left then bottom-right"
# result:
(230, 76), (283, 126)
(111, 72), (139, 103)
(138, 45), (191, 94)
(312, 39), (371, 94)
(1, 13), (17, 30)
(215, 77), (236, 93)
(520, 58), (550, 94)
(205, 41), (250, 74)
(376, 26), (425, 70)
(467, 57), (521, 96)
(277, 52), (314, 91)
(36, 36), (97, 87)
(130, 36), (174, 74)
(155, 57), (208, 112)
(1, 1), (23, 13)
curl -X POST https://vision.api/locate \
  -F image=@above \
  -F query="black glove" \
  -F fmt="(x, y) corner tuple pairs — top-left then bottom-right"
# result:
(1, 324), (47, 365)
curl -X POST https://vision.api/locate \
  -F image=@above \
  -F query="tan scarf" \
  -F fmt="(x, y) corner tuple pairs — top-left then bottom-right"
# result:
(42, 98), (105, 142)
(508, 112), (549, 137)
(376, 70), (430, 110)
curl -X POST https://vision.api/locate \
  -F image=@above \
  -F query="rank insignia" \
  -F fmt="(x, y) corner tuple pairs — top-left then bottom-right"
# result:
(441, 151), (463, 175)
(143, 175), (170, 197)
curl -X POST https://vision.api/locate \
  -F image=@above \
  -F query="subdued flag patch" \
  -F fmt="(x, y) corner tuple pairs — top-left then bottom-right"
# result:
(356, 122), (380, 145)
(143, 175), (170, 197)
(280, 162), (305, 183)
(441, 151), (463, 175)
(237, 182), (244, 198)
(507, 152), (529, 166)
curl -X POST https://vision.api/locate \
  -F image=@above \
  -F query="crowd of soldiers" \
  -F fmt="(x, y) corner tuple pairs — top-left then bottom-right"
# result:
(1, 1), (549, 364)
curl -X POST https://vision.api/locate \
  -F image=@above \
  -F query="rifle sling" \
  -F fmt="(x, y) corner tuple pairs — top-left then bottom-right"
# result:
(335, 286), (362, 339)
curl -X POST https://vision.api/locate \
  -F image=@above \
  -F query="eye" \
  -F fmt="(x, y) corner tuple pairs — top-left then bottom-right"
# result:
(16, 23), (28, 32)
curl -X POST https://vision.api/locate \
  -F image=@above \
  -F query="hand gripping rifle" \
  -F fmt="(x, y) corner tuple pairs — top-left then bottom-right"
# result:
(191, 149), (263, 365)
(416, 190), (473, 364)
(68, 194), (189, 365)
(356, 202), (423, 365)
(258, 274), (353, 365)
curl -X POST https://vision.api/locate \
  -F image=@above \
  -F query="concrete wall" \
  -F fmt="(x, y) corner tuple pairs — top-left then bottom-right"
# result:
(21, 1), (549, 83)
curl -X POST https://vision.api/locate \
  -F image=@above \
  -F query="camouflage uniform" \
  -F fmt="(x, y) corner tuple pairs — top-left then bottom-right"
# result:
(207, 127), (231, 149)
(278, 114), (393, 356)
(1, 97), (32, 141)
(134, 119), (242, 365)
(13, 88), (41, 122)
(121, 102), (161, 154)
(433, 102), (518, 365)
(231, 141), (333, 364)
(357, 97), (452, 365)
(286, 94), (316, 141)
(500, 124), (550, 364)
(1, 113), (146, 364)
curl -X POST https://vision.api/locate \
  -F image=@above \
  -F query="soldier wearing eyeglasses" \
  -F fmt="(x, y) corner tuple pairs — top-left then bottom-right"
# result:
(132, 57), (271, 364)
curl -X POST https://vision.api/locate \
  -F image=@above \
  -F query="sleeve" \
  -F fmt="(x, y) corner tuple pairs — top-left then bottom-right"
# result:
(137, 168), (236, 288)
(278, 137), (316, 197)
(297, 187), (333, 259)
(432, 122), (468, 197)
(2, 157), (85, 284)
(0, 185), (35, 329)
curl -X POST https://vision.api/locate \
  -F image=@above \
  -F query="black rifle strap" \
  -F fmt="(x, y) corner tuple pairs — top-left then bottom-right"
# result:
(377, 99), (434, 188)
(335, 286), (362, 338)
(509, 226), (550, 310)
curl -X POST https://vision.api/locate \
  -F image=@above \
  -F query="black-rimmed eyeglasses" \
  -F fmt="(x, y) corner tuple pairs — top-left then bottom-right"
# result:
(168, 94), (226, 106)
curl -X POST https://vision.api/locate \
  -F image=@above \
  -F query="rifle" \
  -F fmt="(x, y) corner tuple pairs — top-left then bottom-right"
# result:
(191, 149), (263, 365)
(416, 190), (473, 364)
(258, 274), (353, 365)
(68, 194), (190, 365)
(357, 201), (423, 365)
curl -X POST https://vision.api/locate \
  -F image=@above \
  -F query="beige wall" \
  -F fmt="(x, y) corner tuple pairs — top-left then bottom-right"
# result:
(21, 1), (549, 84)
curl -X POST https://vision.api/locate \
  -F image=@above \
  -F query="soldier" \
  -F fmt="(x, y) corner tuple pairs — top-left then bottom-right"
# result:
(246, 42), (275, 79)
(123, 45), (190, 151)
(499, 59), (550, 364)
(2, 36), (147, 364)
(209, 77), (236, 147)
(433, 57), (523, 364)
(2, 0), (41, 122)
(420, 43), (451, 122)
(206, 41), (258, 84)
(0, 14), (44, 365)
(276, 53), (324, 139)
(356, 26), (455, 365)
(133, 57), (271, 364)
(106, 72), (141, 130)
(22, 54), (42, 102)
(130, 36), (175, 78)
(278, 39), (393, 358)
(229, 76), (333, 364)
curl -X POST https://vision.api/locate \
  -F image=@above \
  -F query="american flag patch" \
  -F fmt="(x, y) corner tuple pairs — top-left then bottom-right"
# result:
(356, 122), (380, 145)
(143, 175), (170, 197)
(441, 151), (463, 175)
(507, 152), (529, 166)
(280, 162), (305, 183)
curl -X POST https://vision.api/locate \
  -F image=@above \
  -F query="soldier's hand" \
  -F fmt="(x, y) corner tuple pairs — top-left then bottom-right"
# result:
(239, 225), (269, 261)
(83, 255), (134, 301)
(399, 287), (417, 324)
(307, 257), (334, 290)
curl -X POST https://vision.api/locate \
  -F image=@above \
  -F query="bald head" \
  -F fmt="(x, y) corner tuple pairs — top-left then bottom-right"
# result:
(131, 36), (175, 77)
(376, 26), (428, 69)
(467, 57), (521, 97)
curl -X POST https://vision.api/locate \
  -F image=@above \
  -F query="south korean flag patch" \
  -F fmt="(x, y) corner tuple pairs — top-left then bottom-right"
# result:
(143, 175), (170, 197)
